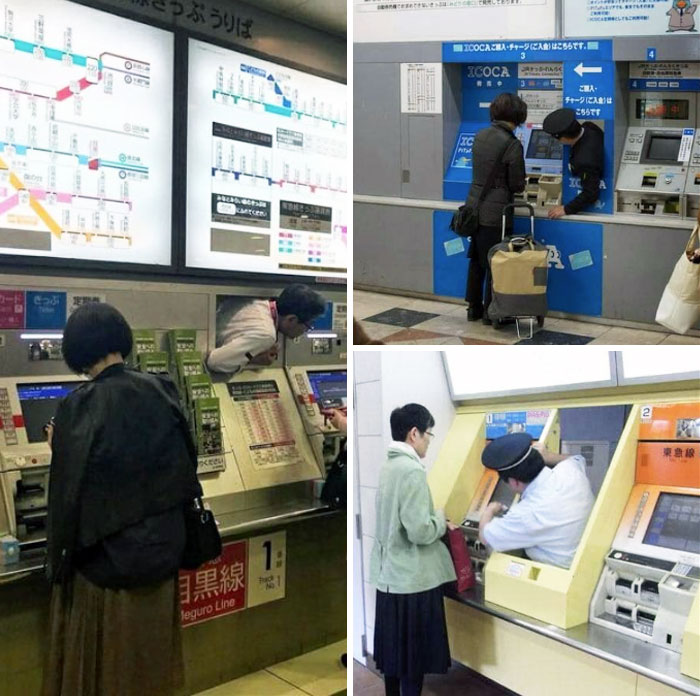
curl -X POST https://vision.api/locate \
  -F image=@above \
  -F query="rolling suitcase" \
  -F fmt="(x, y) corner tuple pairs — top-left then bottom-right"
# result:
(487, 203), (548, 338)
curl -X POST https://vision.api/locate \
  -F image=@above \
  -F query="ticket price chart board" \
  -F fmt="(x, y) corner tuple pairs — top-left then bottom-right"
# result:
(228, 380), (305, 470)
(186, 39), (347, 277)
(0, 0), (174, 264)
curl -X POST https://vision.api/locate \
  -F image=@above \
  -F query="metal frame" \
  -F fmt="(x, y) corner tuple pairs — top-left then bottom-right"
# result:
(442, 350), (619, 402)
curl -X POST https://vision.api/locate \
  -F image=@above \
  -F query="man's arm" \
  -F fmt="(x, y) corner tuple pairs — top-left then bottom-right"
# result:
(533, 442), (568, 467)
(479, 502), (506, 545)
(206, 329), (276, 373)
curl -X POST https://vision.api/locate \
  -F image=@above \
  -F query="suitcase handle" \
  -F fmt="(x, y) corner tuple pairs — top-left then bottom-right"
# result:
(502, 203), (536, 240)
(508, 236), (535, 252)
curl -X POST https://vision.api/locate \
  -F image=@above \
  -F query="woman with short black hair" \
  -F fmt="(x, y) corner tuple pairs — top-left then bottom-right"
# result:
(43, 302), (202, 696)
(464, 92), (528, 325)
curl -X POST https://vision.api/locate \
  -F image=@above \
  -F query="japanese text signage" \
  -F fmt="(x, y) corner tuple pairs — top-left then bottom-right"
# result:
(179, 532), (287, 627)
(630, 62), (700, 92)
(25, 291), (67, 330)
(564, 60), (615, 121)
(120, 0), (254, 39)
(0, 291), (25, 329)
(443, 40), (612, 63)
(564, 0), (700, 38)
(485, 410), (550, 439)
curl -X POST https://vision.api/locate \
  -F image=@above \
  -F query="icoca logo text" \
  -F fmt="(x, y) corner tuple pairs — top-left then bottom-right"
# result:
(466, 65), (511, 78)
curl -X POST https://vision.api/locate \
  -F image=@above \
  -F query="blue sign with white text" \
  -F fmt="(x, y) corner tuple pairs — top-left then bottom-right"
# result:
(443, 39), (612, 64)
(25, 291), (67, 330)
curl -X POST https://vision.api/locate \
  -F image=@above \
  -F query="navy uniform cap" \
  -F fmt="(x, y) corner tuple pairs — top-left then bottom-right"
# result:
(542, 108), (577, 138)
(481, 432), (533, 472)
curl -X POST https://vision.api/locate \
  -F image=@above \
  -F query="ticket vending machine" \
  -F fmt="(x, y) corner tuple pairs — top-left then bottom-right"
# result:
(685, 100), (700, 220)
(615, 91), (697, 218)
(444, 61), (563, 213)
(590, 403), (700, 663)
(286, 365), (347, 468)
(459, 409), (552, 582)
(0, 376), (84, 548)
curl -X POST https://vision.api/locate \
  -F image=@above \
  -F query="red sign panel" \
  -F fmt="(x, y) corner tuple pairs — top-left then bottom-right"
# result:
(179, 540), (247, 627)
(0, 291), (25, 329)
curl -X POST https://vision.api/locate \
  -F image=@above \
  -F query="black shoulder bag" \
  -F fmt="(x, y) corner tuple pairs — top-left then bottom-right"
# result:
(450, 137), (512, 238)
(181, 497), (222, 570)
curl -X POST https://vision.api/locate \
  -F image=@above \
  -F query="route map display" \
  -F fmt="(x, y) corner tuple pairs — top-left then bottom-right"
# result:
(186, 39), (347, 278)
(0, 1), (174, 264)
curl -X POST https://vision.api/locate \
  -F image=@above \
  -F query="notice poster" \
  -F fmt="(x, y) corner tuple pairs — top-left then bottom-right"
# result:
(400, 63), (442, 114)
(0, 0), (173, 264)
(564, 0), (700, 38)
(228, 380), (305, 470)
(355, 0), (556, 43)
(186, 39), (347, 277)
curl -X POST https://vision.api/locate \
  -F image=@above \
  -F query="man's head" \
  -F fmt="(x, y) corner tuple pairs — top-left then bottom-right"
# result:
(481, 433), (545, 492)
(62, 302), (132, 375)
(390, 403), (435, 459)
(542, 107), (583, 145)
(276, 284), (326, 338)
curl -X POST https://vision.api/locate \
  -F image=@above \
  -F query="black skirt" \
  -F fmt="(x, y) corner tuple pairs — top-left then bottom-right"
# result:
(373, 585), (451, 678)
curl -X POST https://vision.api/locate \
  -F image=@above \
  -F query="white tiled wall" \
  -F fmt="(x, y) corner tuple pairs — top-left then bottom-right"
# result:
(354, 350), (456, 659)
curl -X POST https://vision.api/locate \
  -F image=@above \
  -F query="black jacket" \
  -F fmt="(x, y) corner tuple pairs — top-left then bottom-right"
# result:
(564, 122), (604, 215)
(465, 121), (526, 229)
(46, 364), (202, 584)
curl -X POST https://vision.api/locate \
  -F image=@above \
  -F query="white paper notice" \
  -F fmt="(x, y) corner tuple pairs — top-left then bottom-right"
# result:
(401, 63), (442, 115)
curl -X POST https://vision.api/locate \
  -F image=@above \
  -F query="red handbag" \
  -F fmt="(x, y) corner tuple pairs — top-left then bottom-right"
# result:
(444, 527), (476, 592)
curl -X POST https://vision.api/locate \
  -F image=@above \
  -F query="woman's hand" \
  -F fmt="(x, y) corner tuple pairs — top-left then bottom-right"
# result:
(446, 520), (459, 531)
(44, 419), (55, 450)
(329, 409), (347, 434)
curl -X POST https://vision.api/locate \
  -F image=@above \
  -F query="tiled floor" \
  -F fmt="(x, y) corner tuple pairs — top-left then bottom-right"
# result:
(353, 660), (520, 696)
(195, 641), (347, 696)
(355, 290), (700, 345)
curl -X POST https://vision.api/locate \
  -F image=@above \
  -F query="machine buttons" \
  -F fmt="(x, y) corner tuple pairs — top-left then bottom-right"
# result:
(14, 456), (26, 468)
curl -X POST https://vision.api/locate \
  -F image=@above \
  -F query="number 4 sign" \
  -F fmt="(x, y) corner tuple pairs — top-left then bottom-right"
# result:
(247, 531), (286, 608)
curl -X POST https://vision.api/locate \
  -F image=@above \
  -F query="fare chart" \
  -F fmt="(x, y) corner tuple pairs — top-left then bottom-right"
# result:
(186, 39), (347, 277)
(0, 0), (174, 264)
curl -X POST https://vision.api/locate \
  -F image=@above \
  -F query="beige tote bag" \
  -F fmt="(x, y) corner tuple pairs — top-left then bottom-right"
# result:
(655, 225), (700, 334)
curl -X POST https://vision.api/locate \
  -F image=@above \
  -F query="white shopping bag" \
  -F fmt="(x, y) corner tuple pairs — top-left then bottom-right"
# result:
(655, 225), (700, 335)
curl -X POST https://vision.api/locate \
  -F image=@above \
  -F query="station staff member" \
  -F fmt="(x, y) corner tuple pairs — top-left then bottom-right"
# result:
(542, 107), (604, 219)
(207, 284), (326, 374)
(478, 433), (594, 569)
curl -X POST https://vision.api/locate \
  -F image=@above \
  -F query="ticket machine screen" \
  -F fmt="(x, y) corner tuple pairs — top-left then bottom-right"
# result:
(308, 370), (347, 410)
(17, 382), (80, 443)
(526, 129), (563, 161)
(635, 98), (690, 121)
(643, 134), (683, 163)
(643, 493), (700, 554)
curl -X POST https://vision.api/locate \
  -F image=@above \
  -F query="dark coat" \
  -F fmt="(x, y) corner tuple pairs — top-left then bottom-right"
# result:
(465, 121), (526, 229)
(564, 121), (604, 215)
(46, 364), (202, 583)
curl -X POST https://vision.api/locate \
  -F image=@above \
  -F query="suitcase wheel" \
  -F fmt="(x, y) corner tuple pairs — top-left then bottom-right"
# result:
(537, 316), (545, 328)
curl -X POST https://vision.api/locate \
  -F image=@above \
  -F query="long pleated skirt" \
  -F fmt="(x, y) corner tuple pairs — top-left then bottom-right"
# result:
(42, 572), (184, 696)
(373, 585), (451, 679)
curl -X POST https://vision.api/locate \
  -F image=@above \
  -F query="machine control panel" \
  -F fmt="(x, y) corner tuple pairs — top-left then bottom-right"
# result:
(286, 366), (347, 437)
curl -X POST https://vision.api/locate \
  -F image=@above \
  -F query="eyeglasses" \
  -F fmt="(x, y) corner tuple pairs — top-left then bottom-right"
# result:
(302, 320), (314, 332)
(425, 430), (435, 438)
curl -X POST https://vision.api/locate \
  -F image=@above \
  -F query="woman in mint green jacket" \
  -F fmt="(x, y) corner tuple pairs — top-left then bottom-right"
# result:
(370, 404), (457, 696)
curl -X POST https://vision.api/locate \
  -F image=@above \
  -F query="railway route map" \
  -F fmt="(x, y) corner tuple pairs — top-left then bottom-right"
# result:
(0, 0), (173, 264)
(186, 39), (347, 277)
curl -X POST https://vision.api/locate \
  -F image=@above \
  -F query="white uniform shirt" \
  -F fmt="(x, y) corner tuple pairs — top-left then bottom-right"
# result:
(482, 455), (594, 568)
(206, 300), (277, 374)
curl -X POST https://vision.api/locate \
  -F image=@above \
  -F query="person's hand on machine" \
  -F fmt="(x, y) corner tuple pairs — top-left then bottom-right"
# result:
(547, 205), (566, 219)
(248, 345), (279, 366)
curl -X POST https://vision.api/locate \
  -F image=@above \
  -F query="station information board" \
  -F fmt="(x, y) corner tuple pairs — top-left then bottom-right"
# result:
(186, 39), (347, 278)
(0, 0), (174, 265)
